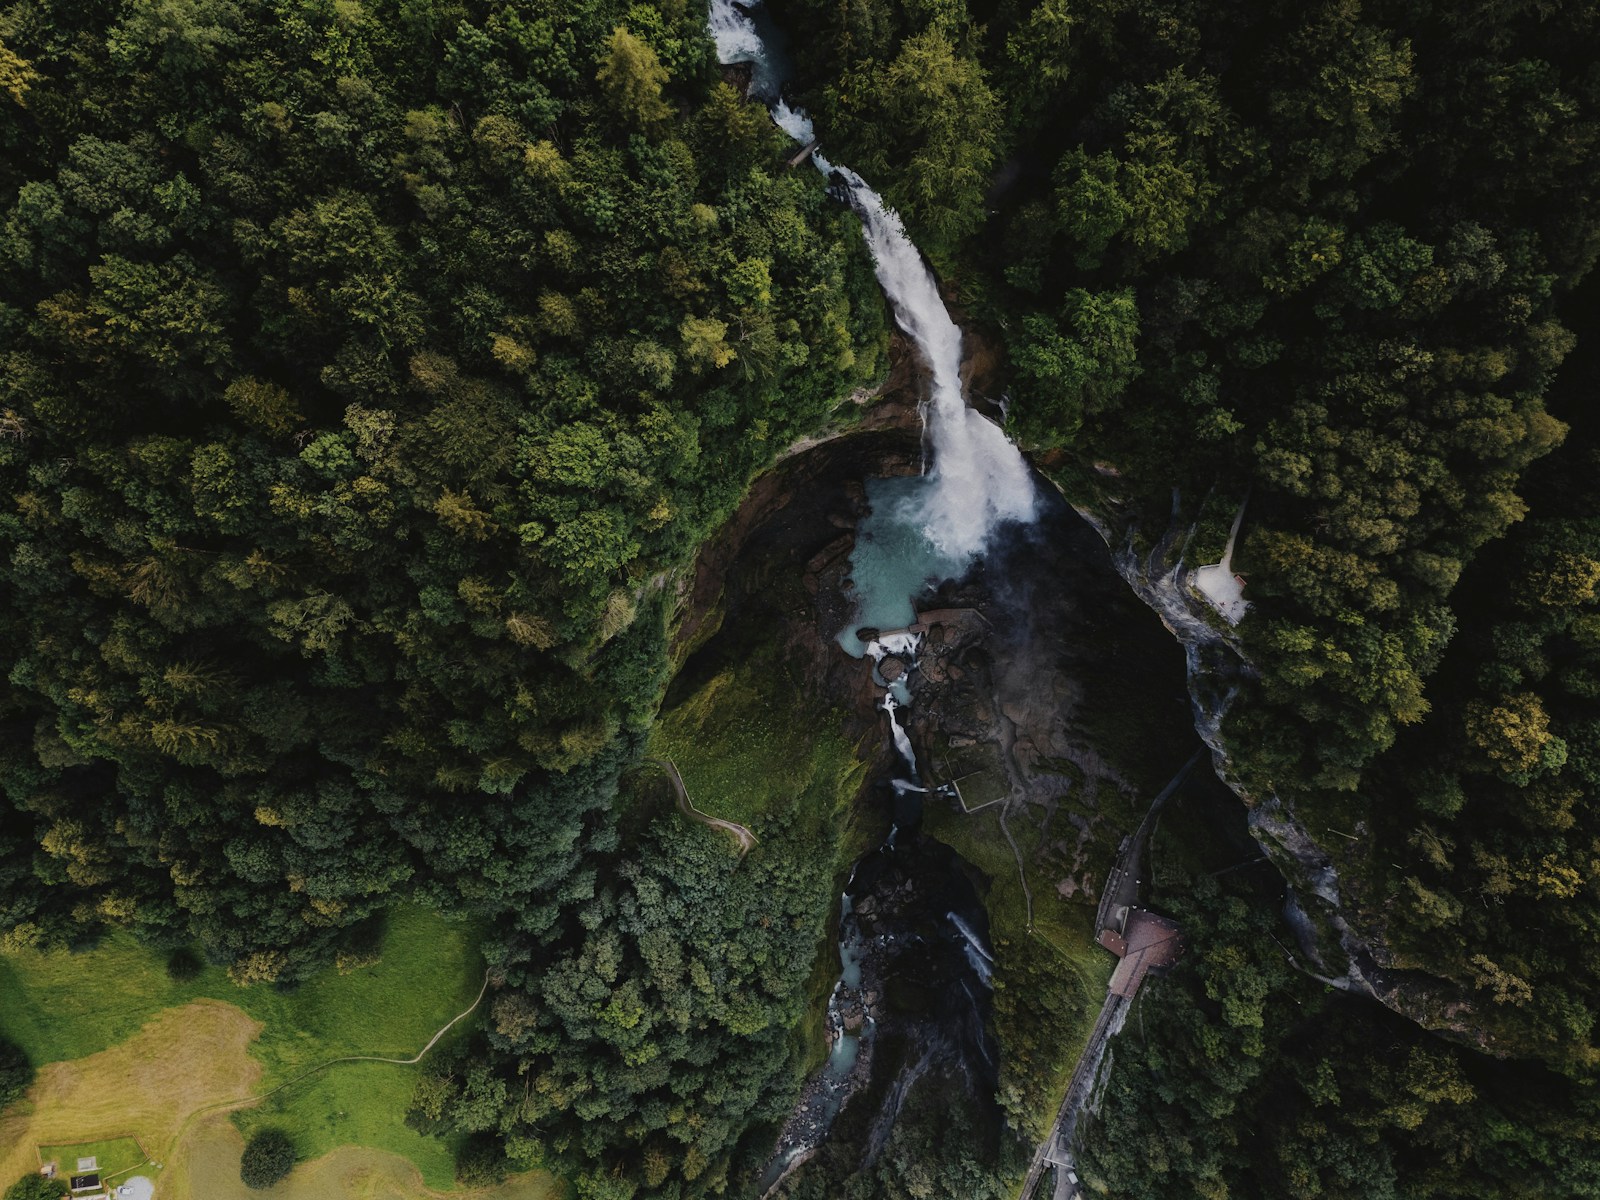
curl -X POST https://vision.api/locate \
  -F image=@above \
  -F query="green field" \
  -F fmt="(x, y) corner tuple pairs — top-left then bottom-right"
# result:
(648, 644), (866, 835)
(39, 1137), (148, 1180)
(238, 1060), (460, 1188)
(0, 906), (483, 1188)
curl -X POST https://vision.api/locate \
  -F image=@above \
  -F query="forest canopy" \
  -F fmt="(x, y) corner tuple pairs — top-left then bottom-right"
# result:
(4, 0), (1600, 1197)
(0, 0), (883, 971)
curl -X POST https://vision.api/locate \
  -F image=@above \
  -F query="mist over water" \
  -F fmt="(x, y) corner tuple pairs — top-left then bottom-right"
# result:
(711, 14), (1018, 1176)
(707, 0), (1038, 654)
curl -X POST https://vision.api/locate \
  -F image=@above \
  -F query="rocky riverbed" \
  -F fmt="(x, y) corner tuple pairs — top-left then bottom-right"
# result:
(667, 388), (1199, 1196)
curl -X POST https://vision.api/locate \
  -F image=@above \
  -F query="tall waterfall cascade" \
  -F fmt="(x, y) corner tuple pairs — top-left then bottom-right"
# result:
(708, 0), (1039, 660)
(713, 9), (1013, 1185)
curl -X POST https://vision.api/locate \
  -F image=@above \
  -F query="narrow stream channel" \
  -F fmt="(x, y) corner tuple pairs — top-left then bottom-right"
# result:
(707, 1), (1044, 1189)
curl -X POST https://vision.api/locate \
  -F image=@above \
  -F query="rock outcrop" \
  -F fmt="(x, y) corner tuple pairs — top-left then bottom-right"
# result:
(1065, 482), (1495, 1050)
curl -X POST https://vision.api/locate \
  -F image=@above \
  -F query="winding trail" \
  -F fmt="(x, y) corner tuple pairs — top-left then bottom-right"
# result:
(989, 689), (1037, 928)
(647, 757), (758, 857)
(157, 970), (491, 1169)
(998, 802), (1035, 930)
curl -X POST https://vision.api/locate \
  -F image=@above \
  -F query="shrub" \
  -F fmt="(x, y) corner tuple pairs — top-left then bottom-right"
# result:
(239, 1129), (295, 1189)
(165, 947), (203, 981)
(334, 914), (385, 974)
(5, 1174), (64, 1200)
(0, 1038), (33, 1112)
(454, 1136), (508, 1188)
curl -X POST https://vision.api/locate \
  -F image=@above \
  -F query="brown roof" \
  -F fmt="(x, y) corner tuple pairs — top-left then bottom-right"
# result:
(1107, 910), (1184, 998)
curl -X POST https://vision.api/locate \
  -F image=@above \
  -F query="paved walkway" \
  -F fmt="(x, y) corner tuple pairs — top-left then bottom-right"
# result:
(1017, 994), (1129, 1200)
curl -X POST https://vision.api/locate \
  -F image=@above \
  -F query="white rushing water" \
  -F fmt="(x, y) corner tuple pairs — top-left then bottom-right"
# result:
(833, 169), (1037, 561)
(708, 0), (1037, 651)
(947, 911), (996, 987)
(866, 632), (920, 703)
(882, 696), (917, 774)
(868, 632), (923, 660)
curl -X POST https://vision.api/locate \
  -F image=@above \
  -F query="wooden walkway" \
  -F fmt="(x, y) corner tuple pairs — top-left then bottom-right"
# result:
(1017, 752), (1200, 1200)
(1017, 994), (1129, 1200)
(786, 138), (821, 168)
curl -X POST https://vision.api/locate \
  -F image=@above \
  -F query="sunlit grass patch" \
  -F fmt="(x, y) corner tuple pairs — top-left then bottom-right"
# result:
(648, 643), (863, 834)
(0, 1000), (261, 1190)
(0, 907), (483, 1191)
(38, 1136), (149, 1180)
(923, 797), (1111, 1145)
(238, 1061), (460, 1190)
(0, 907), (480, 1074)
(168, 1119), (563, 1200)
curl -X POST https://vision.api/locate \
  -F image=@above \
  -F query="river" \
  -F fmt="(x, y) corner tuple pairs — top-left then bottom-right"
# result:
(706, 0), (1042, 1190)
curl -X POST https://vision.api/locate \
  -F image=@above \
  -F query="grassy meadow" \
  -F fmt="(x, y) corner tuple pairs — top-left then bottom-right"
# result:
(0, 906), (521, 1197)
(38, 1136), (148, 1179)
(648, 641), (867, 837)
(167, 1121), (562, 1200)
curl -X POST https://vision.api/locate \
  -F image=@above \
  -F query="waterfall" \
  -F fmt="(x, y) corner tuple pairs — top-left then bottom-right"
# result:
(709, 0), (1038, 651)
(882, 696), (917, 775)
(829, 167), (1038, 561)
(715, 11), (1024, 1177)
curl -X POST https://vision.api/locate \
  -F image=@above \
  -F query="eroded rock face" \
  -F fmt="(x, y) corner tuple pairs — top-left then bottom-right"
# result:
(1065, 494), (1375, 981)
(670, 415), (923, 712)
(898, 492), (1196, 906)
(719, 60), (755, 96)
(671, 392), (1210, 1189)
(1065, 486), (1494, 1050)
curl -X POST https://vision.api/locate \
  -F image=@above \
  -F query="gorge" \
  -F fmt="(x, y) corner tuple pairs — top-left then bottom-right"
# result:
(696, 3), (1246, 1192)
(4, 1), (1599, 1198)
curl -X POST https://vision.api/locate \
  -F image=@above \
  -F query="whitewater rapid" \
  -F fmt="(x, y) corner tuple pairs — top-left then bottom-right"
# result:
(708, 0), (1036, 573)
(712, 13), (1021, 1180)
(882, 696), (917, 774)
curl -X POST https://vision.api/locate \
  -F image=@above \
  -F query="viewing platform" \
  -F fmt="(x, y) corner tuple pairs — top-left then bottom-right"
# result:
(1103, 908), (1184, 998)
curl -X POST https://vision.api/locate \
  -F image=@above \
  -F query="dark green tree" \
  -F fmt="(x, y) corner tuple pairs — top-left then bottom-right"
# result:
(4, 1176), (61, 1200)
(239, 1129), (295, 1190)
(0, 1037), (33, 1111)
